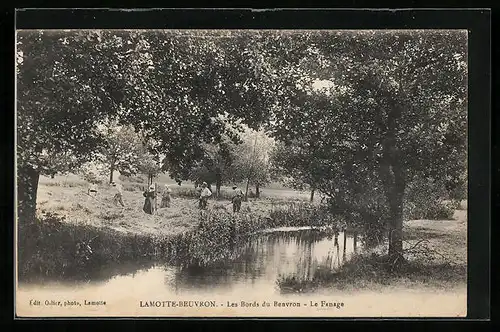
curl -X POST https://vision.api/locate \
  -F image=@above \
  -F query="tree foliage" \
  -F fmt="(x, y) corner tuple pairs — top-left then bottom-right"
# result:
(95, 123), (144, 183)
(266, 30), (467, 257)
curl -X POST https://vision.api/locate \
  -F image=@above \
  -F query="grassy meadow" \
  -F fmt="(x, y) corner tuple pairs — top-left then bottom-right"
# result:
(36, 173), (316, 237)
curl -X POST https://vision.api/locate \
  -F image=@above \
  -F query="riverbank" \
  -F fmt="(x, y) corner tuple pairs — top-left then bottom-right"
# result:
(19, 181), (334, 281)
(277, 207), (467, 294)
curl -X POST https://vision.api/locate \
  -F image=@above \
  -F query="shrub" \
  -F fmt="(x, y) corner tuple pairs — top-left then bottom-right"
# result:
(119, 174), (145, 183)
(170, 186), (234, 201)
(82, 171), (103, 185)
(404, 177), (452, 220)
(17, 213), (159, 282)
(123, 182), (144, 192)
(276, 275), (319, 294)
(422, 202), (455, 220)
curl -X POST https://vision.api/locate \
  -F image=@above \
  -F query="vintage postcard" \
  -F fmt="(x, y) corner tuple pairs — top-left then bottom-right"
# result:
(15, 26), (469, 318)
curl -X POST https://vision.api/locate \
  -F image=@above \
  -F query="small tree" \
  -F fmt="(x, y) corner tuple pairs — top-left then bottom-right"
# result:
(228, 128), (275, 200)
(138, 153), (162, 186)
(96, 123), (143, 183)
(271, 140), (325, 202)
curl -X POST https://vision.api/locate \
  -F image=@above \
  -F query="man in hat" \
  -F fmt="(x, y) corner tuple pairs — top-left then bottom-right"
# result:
(231, 185), (244, 213)
(198, 182), (212, 210)
(111, 181), (124, 207)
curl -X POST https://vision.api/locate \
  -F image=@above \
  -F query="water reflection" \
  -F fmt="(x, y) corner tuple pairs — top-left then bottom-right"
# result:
(19, 228), (364, 297)
(167, 228), (361, 294)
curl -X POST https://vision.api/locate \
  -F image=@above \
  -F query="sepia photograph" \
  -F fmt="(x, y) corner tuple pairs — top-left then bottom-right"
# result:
(15, 26), (470, 318)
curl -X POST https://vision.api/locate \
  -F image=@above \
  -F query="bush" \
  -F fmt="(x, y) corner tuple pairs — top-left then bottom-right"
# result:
(119, 174), (145, 183)
(423, 202), (455, 220)
(276, 275), (319, 294)
(123, 182), (144, 192)
(171, 186), (234, 201)
(404, 177), (452, 220)
(82, 171), (103, 185)
(17, 212), (159, 282)
(269, 202), (337, 227)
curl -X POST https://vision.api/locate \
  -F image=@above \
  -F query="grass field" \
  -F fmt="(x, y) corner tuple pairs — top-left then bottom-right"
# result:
(36, 174), (315, 237)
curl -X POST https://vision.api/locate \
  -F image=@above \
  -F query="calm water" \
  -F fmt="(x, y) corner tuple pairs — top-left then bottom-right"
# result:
(167, 228), (361, 295)
(19, 228), (361, 296)
(16, 228), (467, 318)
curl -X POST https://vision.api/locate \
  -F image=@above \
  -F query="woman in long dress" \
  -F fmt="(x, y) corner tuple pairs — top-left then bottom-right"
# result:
(161, 184), (172, 208)
(143, 185), (156, 214)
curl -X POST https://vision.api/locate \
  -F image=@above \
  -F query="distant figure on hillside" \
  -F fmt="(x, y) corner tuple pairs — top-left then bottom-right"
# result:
(231, 185), (244, 213)
(161, 184), (172, 208)
(143, 184), (156, 214)
(88, 183), (98, 197)
(111, 181), (124, 207)
(198, 182), (212, 210)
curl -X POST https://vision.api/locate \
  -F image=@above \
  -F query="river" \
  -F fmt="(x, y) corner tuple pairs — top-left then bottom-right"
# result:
(16, 227), (466, 317)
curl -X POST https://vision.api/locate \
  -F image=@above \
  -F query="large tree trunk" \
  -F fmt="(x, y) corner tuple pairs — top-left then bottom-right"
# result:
(380, 162), (406, 260)
(255, 184), (260, 198)
(387, 184), (405, 258)
(17, 165), (40, 224)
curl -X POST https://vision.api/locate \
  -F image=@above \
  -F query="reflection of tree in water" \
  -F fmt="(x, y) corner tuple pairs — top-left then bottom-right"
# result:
(169, 264), (236, 291)
(168, 229), (364, 291)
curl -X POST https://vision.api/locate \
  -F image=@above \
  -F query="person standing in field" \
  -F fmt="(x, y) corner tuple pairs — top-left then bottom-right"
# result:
(143, 184), (156, 214)
(111, 181), (124, 207)
(199, 182), (212, 210)
(161, 184), (172, 208)
(88, 182), (98, 197)
(231, 185), (244, 213)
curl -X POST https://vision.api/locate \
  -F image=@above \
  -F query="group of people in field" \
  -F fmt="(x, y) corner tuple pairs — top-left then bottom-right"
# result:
(101, 180), (245, 215)
(197, 182), (245, 213)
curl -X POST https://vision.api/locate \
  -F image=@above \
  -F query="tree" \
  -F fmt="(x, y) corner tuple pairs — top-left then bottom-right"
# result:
(138, 153), (162, 187)
(16, 30), (142, 223)
(96, 123), (143, 184)
(271, 140), (326, 202)
(267, 30), (467, 259)
(17, 30), (272, 222)
(38, 151), (80, 179)
(118, 31), (274, 183)
(185, 139), (235, 197)
(228, 128), (275, 199)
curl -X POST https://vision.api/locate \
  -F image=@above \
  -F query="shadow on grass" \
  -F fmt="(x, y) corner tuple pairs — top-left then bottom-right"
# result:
(403, 227), (451, 241)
